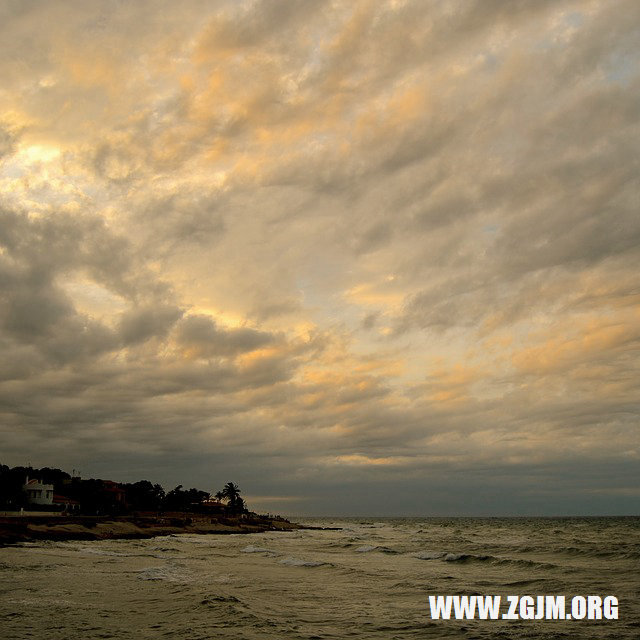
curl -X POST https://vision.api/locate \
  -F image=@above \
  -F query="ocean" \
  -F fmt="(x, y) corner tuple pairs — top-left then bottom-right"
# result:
(1, 516), (638, 639)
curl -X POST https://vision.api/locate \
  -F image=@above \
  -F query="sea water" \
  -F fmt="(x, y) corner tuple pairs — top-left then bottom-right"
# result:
(1, 516), (638, 639)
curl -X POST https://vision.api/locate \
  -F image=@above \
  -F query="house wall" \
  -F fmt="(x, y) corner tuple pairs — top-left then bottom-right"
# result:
(24, 482), (54, 505)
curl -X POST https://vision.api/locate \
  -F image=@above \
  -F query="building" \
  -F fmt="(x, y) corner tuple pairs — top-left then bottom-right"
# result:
(101, 480), (126, 505)
(52, 494), (81, 512)
(23, 478), (54, 505)
(200, 498), (226, 513)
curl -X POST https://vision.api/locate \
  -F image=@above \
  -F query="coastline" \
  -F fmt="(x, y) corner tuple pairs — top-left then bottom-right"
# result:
(0, 513), (307, 546)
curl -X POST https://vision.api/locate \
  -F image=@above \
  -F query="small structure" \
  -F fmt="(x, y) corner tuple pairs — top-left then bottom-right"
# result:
(52, 494), (81, 512)
(101, 480), (126, 505)
(200, 498), (226, 513)
(23, 477), (54, 505)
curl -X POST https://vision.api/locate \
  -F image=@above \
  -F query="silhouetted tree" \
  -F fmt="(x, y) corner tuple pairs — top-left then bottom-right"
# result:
(38, 467), (71, 488)
(219, 482), (246, 513)
(0, 465), (28, 509)
(163, 485), (209, 512)
(64, 478), (126, 515)
(124, 480), (165, 511)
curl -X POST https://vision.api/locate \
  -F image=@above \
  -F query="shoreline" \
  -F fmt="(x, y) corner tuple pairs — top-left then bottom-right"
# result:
(0, 513), (314, 546)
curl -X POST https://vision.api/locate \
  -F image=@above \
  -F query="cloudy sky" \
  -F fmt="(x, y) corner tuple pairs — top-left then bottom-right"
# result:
(1, 0), (638, 516)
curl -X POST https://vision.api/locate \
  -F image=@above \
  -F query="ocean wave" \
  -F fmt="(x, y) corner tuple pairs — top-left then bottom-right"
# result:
(413, 551), (446, 560)
(200, 594), (240, 604)
(279, 556), (330, 567)
(135, 565), (190, 582)
(355, 544), (397, 553)
(150, 545), (181, 553)
(77, 547), (130, 557)
(434, 551), (559, 570)
(7, 597), (78, 608)
(443, 552), (491, 562)
(493, 556), (560, 570)
(241, 545), (278, 555)
(552, 545), (640, 559)
(322, 541), (354, 549)
(504, 578), (552, 587)
(77, 546), (167, 560)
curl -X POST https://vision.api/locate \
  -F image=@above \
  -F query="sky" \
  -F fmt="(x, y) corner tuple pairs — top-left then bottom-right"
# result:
(0, 0), (638, 516)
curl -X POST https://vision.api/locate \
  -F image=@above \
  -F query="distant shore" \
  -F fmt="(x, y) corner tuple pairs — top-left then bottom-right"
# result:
(0, 513), (309, 546)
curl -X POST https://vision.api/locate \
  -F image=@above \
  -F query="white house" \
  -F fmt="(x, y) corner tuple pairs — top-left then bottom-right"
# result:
(23, 477), (54, 505)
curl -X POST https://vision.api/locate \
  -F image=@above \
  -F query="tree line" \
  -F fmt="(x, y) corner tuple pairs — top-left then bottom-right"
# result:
(0, 464), (247, 515)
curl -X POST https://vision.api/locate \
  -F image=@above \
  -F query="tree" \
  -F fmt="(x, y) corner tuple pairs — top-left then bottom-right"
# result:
(64, 478), (125, 516)
(163, 485), (209, 512)
(219, 482), (246, 513)
(0, 465), (28, 509)
(124, 480), (165, 511)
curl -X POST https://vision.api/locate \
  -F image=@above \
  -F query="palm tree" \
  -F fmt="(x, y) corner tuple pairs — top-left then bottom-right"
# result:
(220, 482), (244, 512)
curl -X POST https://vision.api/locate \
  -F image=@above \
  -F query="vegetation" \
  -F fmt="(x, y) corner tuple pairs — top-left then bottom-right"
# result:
(0, 463), (248, 516)
(163, 485), (209, 512)
(218, 482), (245, 513)
(124, 480), (165, 512)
